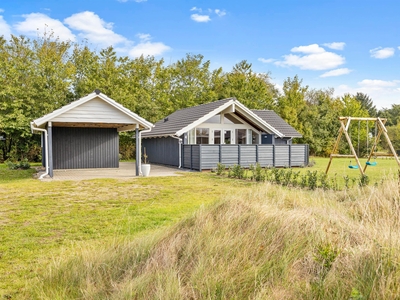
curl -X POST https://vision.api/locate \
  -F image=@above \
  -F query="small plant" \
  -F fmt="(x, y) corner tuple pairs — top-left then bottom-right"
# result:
(216, 163), (225, 176)
(254, 163), (265, 182)
(142, 147), (149, 164)
(231, 164), (244, 179)
(6, 159), (31, 170)
(313, 243), (340, 279)
(248, 164), (255, 181)
(350, 287), (364, 300)
(307, 170), (318, 190)
(319, 173), (330, 190)
(359, 174), (370, 187)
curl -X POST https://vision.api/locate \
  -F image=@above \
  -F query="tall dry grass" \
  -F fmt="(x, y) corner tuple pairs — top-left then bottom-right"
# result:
(31, 179), (400, 299)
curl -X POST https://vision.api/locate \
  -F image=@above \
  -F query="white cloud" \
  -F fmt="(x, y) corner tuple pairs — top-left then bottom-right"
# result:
(128, 33), (170, 57)
(275, 51), (345, 71)
(191, 14), (211, 23)
(64, 11), (126, 46)
(258, 58), (276, 63)
(358, 79), (398, 88)
(215, 9), (226, 17)
(323, 42), (346, 50)
(336, 80), (400, 109)
(370, 47), (395, 59)
(320, 68), (352, 77)
(0, 9), (4, 13)
(291, 44), (325, 54)
(14, 13), (76, 41)
(190, 7), (226, 22)
(0, 15), (11, 38)
(136, 33), (151, 41)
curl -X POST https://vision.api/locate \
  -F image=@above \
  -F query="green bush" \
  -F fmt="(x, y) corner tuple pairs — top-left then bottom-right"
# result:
(5, 158), (31, 170)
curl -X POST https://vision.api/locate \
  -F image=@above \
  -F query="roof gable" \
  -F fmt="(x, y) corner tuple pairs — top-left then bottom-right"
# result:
(142, 98), (284, 138)
(32, 92), (153, 130)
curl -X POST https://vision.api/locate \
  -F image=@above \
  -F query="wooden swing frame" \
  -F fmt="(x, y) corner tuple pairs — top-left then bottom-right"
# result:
(326, 117), (400, 175)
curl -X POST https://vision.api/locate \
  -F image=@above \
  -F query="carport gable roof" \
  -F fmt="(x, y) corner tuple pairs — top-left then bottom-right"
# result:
(251, 110), (302, 138)
(32, 92), (154, 131)
(142, 98), (284, 138)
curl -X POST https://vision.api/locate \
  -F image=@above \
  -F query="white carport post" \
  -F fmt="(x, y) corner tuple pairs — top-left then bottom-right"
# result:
(135, 125), (139, 176)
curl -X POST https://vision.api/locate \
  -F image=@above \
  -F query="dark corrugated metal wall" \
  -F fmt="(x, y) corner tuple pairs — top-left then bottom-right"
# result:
(142, 137), (179, 166)
(52, 127), (119, 169)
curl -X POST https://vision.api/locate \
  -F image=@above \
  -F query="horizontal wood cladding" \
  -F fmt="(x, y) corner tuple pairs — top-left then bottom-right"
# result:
(52, 127), (119, 169)
(51, 97), (134, 124)
(182, 144), (309, 170)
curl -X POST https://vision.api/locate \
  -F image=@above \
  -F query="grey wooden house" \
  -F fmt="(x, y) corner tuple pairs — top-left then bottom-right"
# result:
(31, 90), (153, 178)
(142, 98), (308, 170)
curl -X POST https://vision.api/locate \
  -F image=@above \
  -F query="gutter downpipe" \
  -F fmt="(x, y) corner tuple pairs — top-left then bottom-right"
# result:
(30, 122), (49, 179)
(169, 135), (182, 168)
(138, 128), (152, 175)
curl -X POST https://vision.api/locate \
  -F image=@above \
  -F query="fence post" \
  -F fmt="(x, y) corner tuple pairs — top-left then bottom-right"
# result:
(273, 145), (276, 167)
(219, 144), (222, 163)
(289, 145), (292, 168)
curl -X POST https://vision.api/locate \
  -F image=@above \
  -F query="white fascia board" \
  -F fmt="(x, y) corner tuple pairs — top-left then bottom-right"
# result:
(234, 101), (284, 138)
(33, 92), (98, 127)
(97, 93), (154, 129)
(175, 100), (235, 137)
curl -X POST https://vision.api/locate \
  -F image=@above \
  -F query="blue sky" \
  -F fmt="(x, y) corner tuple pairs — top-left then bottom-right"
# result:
(0, 0), (399, 109)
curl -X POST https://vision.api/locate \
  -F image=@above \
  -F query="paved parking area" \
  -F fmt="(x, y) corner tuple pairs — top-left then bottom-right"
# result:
(38, 162), (191, 181)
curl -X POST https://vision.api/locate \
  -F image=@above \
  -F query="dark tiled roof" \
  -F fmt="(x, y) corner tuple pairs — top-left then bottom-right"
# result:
(142, 98), (234, 137)
(251, 110), (302, 138)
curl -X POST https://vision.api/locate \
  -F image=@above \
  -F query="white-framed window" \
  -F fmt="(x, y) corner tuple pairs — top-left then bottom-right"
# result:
(236, 129), (247, 144)
(196, 128), (209, 144)
(188, 128), (196, 144)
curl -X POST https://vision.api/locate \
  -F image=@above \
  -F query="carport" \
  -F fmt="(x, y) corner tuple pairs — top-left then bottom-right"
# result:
(31, 90), (154, 178)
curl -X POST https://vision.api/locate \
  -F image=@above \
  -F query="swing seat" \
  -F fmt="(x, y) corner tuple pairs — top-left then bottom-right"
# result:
(366, 161), (377, 166)
(348, 165), (359, 169)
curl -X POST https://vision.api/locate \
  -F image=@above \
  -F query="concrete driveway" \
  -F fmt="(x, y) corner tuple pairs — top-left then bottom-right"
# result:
(38, 162), (191, 181)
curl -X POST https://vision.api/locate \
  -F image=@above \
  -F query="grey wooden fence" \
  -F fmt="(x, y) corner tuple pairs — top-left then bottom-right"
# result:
(182, 144), (309, 171)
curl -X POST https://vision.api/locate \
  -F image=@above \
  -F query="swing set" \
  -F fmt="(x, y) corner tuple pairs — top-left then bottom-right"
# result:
(326, 117), (400, 175)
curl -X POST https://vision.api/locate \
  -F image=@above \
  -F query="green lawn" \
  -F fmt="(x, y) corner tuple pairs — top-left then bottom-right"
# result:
(307, 156), (399, 185)
(0, 157), (399, 298)
(0, 164), (256, 299)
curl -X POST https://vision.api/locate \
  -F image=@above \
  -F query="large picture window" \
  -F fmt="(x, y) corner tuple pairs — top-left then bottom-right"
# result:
(236, 129), (247, 144)
(196, 128), (209, 144)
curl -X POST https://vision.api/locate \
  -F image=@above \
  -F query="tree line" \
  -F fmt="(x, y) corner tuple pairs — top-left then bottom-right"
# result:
(0, 34), (399, 161)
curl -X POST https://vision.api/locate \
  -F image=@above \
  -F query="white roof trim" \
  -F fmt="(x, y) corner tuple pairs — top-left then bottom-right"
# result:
(175, 100), (235, 136)
(175, 99), (284, 138)
(32, 92), (154, 129)
(234, 101), (283, 137)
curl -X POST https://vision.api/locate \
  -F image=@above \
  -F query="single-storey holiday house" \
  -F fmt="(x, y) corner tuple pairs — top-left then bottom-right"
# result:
(142, 98), (309, 170)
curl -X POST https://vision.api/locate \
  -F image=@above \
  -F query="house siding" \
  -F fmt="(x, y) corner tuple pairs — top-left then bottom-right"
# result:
(52, 127), (119, 169)
(142, 136), (180, 167)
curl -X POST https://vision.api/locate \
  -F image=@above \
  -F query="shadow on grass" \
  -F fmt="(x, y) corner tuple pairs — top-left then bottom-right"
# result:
(0, 163), (38, 183)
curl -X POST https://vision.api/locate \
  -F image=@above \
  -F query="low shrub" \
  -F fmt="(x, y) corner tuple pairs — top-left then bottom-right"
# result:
(6, 158), (31, 170)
